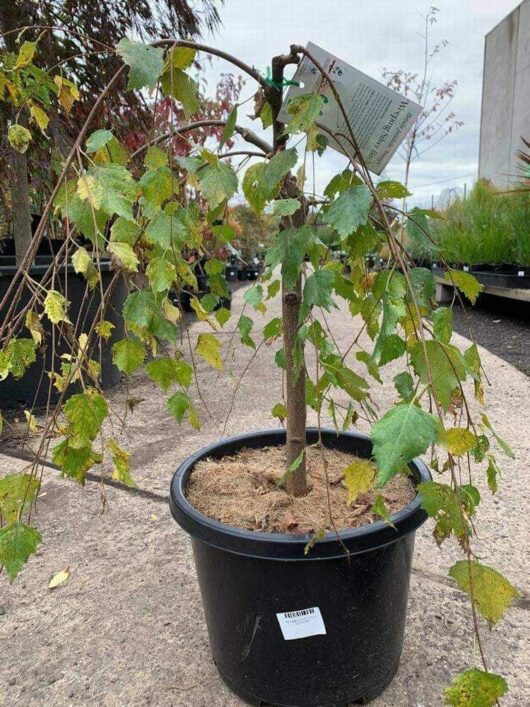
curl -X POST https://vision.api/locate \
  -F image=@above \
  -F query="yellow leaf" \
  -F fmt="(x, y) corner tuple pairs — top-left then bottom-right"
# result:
(14, 41), (37, 69)
(162, 298), (181, 324)
(149, 513), (158, 522)
(343, 459), (376, 505)
(441, 428), (477, 456)
(95, 320), (115, 340)
(44, 290), (70, 325)
(53, 75), (80, 113)
(76, 175), (102, 209)
(48, 568), (70, 589)
(24, 410), (39, 433)
(195, 333), (223, 370)
(25, 310), (43, 345)
(29, 103), (49, 134)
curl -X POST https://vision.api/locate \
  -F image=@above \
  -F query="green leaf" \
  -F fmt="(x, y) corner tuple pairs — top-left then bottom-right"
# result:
(86, 129), (113, 153)
(8, 124), (31, 153)
(220, 104), (238, 148)
(417, 481), (469, 544)
(408, 267), (435, 308)
(0, 473), (40, 524)
(44, 289), (69, 324)
(215, 307), (231, 327)
(266, 225), (314, 291)
(112, 338), (146, 374)
(108, 241), (139, 272)
(302, 270), (335, 312)
(52, 439), (102, 482)
(263, 317), (283, 341)
(372, 494), (395, 528)
(146, 357), (190, 391)
(444, 270), (484, 305)
(196, 333), (222, 370)
(160, 65), (199, 117)
(0, 339), (37, 380)
(146, 255), (176, 293)
(285, 93), (324, 134)
(0, 522), (41, 582)
(323, 185), (372, 238)
(167, 391), (199, 429)
(343, 459), (375, 505)
(433, 306), (453, 343)
(144, 145), (168, 170)
(64, 390), (108, 448)
(140, 166), (174, 209)
(243, 284), (264, 311)
(199, 159), (238, 208)
(371, 403), (439, 485)
(242, 149), (297, 213)
(444, 669), (508, 707)
(441, 428), (477, 456)
(271, 402), (287, 422)
(324, 169), (361, 199)
(376, 180), (411, 199)
(410, 340), (467, 410)
(449, 560), (518, 625)
(238, 315), (256, 349)
(123, 289), (178, 343)
(271, 198), (301, 216)
(394, 371), (414, 401)
(486, 456), (499, 494)
(108, 438), (134, 487)
(111, 217), (141, 245)
(116, 38), (164, 90)
(480, 414), (514, 459)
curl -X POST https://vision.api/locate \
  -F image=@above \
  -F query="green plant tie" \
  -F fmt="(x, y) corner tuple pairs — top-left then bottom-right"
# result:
(263, 66), (300, 91)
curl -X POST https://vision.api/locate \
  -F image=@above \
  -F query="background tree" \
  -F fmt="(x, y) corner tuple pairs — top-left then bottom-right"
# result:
(0, 0), (224, 263)
(382, 6), (463, 190)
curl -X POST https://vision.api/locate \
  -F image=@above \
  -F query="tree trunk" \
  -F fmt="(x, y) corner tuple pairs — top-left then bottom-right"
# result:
(9, 149), (33, 266)
(282, 270), (308, 496)
(268, 52), (308, 496)
(1, 5), (34, 266)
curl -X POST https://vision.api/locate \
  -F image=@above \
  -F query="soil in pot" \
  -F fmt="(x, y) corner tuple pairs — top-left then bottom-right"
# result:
(186, 444), (415, 534)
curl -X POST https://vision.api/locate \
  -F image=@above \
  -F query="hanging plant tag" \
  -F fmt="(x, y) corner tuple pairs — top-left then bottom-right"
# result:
(278, 41), (421, 174)
(276, 606), (326, 640)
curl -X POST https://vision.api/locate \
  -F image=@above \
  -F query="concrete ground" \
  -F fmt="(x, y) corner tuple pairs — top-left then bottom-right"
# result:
(0, 282), (529, 706)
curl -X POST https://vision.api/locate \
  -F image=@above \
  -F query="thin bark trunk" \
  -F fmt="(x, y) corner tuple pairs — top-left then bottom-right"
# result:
(9, 149), (33, 266)
(269, 51), (308, 496)
(1, 6), (34, 266)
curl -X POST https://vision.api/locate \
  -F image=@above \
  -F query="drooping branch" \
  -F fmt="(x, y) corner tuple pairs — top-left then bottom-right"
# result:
(131, 120), (272, 159)
(152, 39), (268, 91)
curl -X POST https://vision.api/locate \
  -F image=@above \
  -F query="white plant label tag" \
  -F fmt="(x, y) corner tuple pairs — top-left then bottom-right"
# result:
(278, 42), (421, 174)
(276, 607), (326, 640)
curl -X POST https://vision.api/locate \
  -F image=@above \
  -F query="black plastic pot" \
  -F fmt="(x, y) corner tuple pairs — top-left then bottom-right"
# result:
(0, 260), (127, 407)
(170, 428), (431, 707)
(225, 265), (238, 282)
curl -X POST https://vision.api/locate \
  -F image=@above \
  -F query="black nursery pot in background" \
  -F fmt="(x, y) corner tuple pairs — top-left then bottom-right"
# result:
(0, 257), (126, 408)
(170, 428), (431, 707)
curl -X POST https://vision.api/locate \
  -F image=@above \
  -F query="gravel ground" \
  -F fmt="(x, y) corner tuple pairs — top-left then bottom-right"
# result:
(451, 294), (530, 376)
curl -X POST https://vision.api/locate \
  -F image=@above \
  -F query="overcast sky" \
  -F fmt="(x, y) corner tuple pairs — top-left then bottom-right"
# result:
(198, 0), (521, 206)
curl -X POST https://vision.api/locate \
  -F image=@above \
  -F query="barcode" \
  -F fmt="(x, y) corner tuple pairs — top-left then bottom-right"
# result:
(285, 608), (315, 619)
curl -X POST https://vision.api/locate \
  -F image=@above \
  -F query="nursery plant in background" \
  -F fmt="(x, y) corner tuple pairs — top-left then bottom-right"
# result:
(0, 29), (519, 707)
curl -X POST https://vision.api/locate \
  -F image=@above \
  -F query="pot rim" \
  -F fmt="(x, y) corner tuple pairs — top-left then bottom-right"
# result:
(170, 428), (431, 560)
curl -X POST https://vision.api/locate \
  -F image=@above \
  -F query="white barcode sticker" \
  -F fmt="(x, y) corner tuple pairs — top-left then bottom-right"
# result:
(276, 607), (326, 640)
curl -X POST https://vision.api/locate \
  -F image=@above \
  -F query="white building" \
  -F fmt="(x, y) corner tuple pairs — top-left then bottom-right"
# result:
(478, 0), (530, 187)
